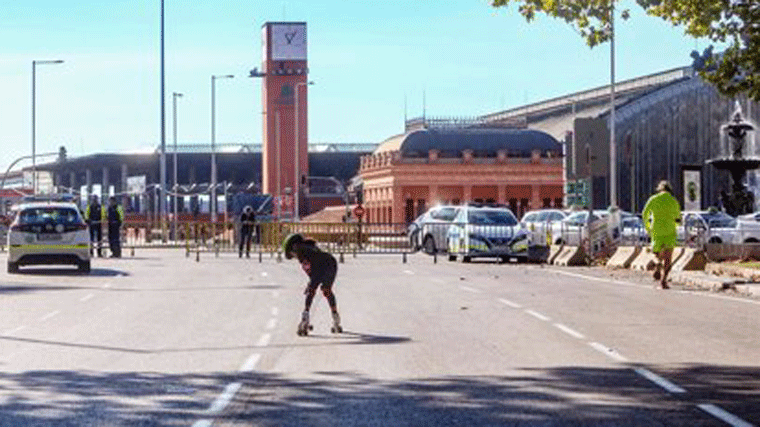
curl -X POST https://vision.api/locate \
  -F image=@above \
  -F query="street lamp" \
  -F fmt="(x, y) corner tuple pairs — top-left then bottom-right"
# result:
(172, 92), (183, 239)
(294, 81), (314, 221)
(32, 59), (64, 194)
(210, 74), (234, 224)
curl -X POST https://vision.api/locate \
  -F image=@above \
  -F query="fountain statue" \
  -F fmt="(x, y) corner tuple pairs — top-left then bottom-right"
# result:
(708, 102), (758, 216)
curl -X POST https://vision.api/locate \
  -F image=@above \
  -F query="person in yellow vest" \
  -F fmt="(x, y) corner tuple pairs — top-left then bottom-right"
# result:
(85, 195), (106, 257)
(642, 180), (682, 289)
(106, 196), (125, 258)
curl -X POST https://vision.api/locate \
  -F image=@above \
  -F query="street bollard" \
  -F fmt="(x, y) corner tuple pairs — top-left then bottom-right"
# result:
(215, 242), (219, 258)
(339, 252), (344, 264)
(433, 252), (437, 264)
(277, 251), (282, 263)
(259, 250), (263, 263)
(402, 252), (407, 263)
(196, 248), (200, 262)
(131, 246), (135, 257)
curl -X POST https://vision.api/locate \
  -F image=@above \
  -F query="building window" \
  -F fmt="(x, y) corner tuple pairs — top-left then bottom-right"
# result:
(417, 199), (426, 217)
(543, 198), (551, 208)
(554, 198), (563, 208)
(452, 199), (460, 206)
(509, 198), (518, 214)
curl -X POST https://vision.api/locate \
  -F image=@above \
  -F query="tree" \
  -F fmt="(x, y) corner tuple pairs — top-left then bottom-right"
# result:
(490, 0), (760, 101)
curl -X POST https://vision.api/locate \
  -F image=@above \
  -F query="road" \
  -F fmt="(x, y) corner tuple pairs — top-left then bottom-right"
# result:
(0, 249), (758, 426)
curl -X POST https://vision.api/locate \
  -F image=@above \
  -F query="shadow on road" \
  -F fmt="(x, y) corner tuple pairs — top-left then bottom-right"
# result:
(0, 284), (87, 295)
(0, 365), (755, 425)
(10, 267), (129, 277)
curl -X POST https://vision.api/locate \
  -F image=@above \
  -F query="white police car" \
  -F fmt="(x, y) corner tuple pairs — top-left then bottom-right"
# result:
(446, 204), (529, 263)
(7, 201), (91, 273)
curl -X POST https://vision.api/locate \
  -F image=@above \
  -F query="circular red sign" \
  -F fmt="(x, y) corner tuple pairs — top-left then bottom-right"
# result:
(353, 205), (365, 217)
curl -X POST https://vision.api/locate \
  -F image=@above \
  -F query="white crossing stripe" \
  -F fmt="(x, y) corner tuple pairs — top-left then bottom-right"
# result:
(697, 404), (756, 427)
(633, 368), (687, 394)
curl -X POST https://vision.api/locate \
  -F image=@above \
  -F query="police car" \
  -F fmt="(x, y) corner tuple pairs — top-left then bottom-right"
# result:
(7, 199), (91, 273)
(446, 204), (529, 263)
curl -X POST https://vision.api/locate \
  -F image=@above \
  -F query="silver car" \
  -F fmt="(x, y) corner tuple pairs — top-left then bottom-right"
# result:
(7, 202), (91, 273)
(520, 209), (568, 246)
(408, 205), (461, 254)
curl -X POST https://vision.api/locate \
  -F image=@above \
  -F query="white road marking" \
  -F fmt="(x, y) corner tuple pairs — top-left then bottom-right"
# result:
(698, 404), (756, 427)
(403, 269), (415, 275)
(256, 333), (272, 347)
(4, 325), (26, 335)
(239, 353), (261, 372)
(553, 323), (586, 339)
(459, 285), (481, 293)
(588, 342), (629, 362)
(261, 271), (269, 277)
(633, 368), (687, 394)
(550, 269), (642, 288)
(272, 290), (280, 298)
(208, 381), (241, 414)
(102, 283), (112, 289)
(193, 420), (211, 427)
(430, 278), (445, 283)
(525, 309), (550, 322)
(266, 318), (277, 330)
(80, 293), (94, 302)
(498, 298), (522, 309)
(39, 311), (60, 321)
(271, 307), (279, 316)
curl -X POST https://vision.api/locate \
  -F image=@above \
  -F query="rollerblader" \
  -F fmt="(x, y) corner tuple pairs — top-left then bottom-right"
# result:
(282, 233), (342, 336)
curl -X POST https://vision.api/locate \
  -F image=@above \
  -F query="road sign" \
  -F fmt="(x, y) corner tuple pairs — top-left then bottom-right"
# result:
(353, 205), (365, 218)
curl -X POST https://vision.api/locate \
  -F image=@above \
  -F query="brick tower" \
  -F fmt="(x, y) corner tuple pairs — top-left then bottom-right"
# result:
(260, 22), (308, 218)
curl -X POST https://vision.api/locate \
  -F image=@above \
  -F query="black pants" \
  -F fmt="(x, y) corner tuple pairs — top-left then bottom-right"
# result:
(304, 257), (338, 312)
(89, 223), (102, 256)
(239, 226), (253, 256)
(108, 224), (121, 258)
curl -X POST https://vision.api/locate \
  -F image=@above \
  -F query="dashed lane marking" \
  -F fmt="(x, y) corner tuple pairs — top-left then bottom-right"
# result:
(553, 323), (585, 339)
(459, 285), (481, 293)
(271, 307), (279, 316)
(588, 342), (629, 363)
(403, 269), (415, 275)
(698, 404), (756, 427)
(633, 368), (687, 394)
(4, 326), (26, 335)
(498, 298), (522, 309)
(39, 311), (60, 321)
(80, 293), (94, 302)
(239, 353), (261, 372)
(525, 309), (550, 322)
(256, 333), (272, 347)
(266, 318), (277, 330)
(207, 382), (241, 414)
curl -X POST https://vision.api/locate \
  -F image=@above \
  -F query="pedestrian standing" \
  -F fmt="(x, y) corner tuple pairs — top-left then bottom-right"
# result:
(239, 205), (256, 258)
(85, 195), (105, 257)
(106, 196), (124, 258)
(642, 180), (682, 289)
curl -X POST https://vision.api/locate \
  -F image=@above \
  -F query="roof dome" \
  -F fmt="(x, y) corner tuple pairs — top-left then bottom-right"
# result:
(399, 128), (560, 157)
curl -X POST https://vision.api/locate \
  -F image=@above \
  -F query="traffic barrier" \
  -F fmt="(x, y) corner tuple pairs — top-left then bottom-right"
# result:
(606, 246), (641, 269)
(553, 245), (588, 266)
(670, 247), (707, 273)
(630, 247), (658, 271)
(547, 245), (563, 264)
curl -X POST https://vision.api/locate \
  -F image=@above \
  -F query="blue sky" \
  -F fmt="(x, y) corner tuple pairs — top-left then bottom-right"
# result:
(1, 0), (711, 171)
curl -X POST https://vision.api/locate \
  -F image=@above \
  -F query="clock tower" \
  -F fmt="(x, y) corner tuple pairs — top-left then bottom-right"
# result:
(260, 22), (308, 217)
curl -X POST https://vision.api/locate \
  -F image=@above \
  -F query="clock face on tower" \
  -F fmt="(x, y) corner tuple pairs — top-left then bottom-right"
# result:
(270, 23), (306, 61)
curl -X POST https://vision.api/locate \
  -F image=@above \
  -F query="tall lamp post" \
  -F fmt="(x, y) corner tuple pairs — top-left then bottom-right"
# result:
(172, 92), (183, 239)
(609, 3), (617, 208)
(32, 59), (64, 194)
(210, 74), (234, 224)
(294, 81), (314, 222)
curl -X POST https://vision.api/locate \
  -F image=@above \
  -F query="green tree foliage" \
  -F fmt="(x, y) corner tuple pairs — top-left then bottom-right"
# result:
(490, 0), (760, 101)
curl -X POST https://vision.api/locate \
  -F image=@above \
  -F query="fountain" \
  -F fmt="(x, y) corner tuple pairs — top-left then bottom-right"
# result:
(708, 102), (758, 216)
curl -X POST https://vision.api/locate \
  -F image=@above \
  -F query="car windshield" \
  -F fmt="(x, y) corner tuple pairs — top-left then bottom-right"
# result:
(699, 212), (737, 228)
(434, 207), (459, 221)
(469, 210), (517, 226)
(18, 207), (81, 226)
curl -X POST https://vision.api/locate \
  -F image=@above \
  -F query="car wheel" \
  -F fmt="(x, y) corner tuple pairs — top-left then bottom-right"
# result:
(422, 235), (436, 255)
(707, 236), (722, 244)
(78, 260), (91, 274)
(554, 238), (564, 245)
(461, 256), (472, 263)
(7, 261), (19, 274)
(448, 254), (457, 262)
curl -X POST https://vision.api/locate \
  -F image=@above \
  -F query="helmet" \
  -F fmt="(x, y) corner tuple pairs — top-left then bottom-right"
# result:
(244, 205), (253, 214)
(281, 233), (304, 259)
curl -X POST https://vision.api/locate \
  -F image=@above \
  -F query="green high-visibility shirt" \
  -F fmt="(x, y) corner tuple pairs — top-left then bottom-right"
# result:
(642, 191), (681, 237)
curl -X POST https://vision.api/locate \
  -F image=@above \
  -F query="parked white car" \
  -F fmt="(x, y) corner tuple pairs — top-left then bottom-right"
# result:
(520, 209), (568, 246)
(407, 205), (461, 254)
(549, 210), (610, 246)
(447, 204), (529, 262)
(679, 210), (760, 245)
(7, 201), (91, 273)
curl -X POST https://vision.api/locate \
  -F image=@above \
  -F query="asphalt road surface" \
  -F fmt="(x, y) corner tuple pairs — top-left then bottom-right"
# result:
(0, 249), (758, 426)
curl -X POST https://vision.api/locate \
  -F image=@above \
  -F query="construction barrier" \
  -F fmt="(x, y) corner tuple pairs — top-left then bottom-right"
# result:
(605, 246), (642, 269)
(553, 245), (589, 266)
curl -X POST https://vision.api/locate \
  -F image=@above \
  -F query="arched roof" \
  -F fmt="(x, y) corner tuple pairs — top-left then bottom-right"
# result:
(375, 128), (561, 157)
